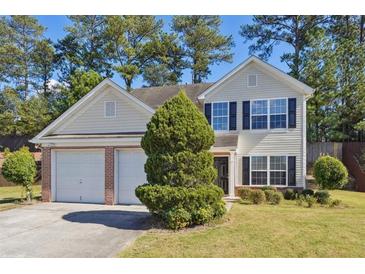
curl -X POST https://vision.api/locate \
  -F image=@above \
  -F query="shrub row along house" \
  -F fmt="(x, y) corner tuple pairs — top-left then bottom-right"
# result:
(31, 56), (314, 204)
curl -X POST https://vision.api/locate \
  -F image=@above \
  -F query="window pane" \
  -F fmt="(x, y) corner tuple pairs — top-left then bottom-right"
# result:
(212, 102), (228, 130)
(270, 156), (286, 170)
(270, 114), (286, 129)
(252, 100), (267, 115)
(270, 171), (286, 185)
(252, 115), (267, 129)
(270, 99), (286, 114)
(252, 171), (268, 185)
(252, 156), (267, 170)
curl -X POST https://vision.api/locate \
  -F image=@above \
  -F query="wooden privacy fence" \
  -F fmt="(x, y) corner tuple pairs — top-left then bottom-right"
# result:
(307, 142), (343, 164)
(342, 142), (365, 192)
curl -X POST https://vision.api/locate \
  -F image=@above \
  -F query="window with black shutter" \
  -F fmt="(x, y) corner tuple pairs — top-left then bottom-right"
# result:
(242, 157), (250, 185)
(204, 103), (212, 125)
(288, 156), (296, 186)
(242, 101), (250, 130)
(288, 98), (296, 128)
(229, 102), (237, 130)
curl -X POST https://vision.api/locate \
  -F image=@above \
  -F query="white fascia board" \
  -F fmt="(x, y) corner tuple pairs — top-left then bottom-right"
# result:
(198, 56), (314, 100)
(36, 137), (142, 147)
(31, 78), (155, 143)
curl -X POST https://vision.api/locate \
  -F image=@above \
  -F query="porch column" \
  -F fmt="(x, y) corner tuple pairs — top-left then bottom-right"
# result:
(105, 147), (115, 205)
(41, 147), (52, 202)
(229, 151), (235, 197)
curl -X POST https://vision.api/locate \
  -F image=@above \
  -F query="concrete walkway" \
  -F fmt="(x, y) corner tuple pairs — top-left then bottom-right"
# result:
(0, 203), (151, 258)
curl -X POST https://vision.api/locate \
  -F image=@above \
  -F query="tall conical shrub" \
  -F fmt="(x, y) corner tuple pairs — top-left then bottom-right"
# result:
(141, 90), (217, 186)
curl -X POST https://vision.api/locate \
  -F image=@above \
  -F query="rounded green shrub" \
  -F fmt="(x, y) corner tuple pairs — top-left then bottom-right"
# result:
(2, 147), (36, 201)
(284, 188), (297, 200)
(165, 208), (191, 230)
(238, 188), (252, 200)
(250, 189), (266, 204)
(313, 156), (348, 189)
(301, 189), (315, 196)
(261, 186), (277, 192)
(314, 190), (331, 204)
(265, 190), (283, 205)
(135, 184), (225, 229)
(305, 195), (317, 208)
(192, 206), (214, 225)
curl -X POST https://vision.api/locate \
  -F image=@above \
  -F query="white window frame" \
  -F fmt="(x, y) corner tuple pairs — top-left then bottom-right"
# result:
(104, 101), (116, 118)
(249, 98), (288, 131)
(269, 156), (288, 187)
(250, 156), (268, 186)
(247, 74), (258, 87)
(211, 101), (229, 132)
(249, 155), (288, 187)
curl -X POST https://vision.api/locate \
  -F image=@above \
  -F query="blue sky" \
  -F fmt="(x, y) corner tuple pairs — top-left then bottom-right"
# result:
(36, 15), (292, 88)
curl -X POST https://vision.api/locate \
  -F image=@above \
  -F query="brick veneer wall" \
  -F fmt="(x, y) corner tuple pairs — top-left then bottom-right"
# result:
(41, 147), (51, 202)
(105, 147), (115, 205)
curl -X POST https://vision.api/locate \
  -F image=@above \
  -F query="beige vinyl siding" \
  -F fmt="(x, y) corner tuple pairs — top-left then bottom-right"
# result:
(205, 63), (305, 187)
(52, 87), (152, 135)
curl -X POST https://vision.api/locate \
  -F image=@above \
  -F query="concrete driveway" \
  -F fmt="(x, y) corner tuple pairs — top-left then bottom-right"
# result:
(0, 203), (151, 258)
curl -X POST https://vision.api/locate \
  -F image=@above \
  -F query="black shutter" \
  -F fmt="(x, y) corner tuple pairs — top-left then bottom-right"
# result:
(204, 103), (212, 125)
(229, 102), (237, 130)
(242, 157), (250, 185)
(288, 98), (296, 128)
(242, 101), (250, 130)
(288, 156), (296, 186)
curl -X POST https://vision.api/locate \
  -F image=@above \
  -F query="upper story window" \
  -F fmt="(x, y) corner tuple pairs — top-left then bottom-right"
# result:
(251, 100), (268, 129)
(247, 74), (257, 87)
(251, 99), (287, 130)
(270, 99), (287, 129)
(212, 102), (228, 131)
(104, 101), (116, 118)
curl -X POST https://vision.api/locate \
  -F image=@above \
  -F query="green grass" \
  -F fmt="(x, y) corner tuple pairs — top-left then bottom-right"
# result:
(119, 190), (365, 258)
(0, 185), (41, 211)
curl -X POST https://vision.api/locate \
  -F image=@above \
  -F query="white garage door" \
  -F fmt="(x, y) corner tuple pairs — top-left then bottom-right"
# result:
(117, 150), (147, 204)
(55, 150), (105, 203)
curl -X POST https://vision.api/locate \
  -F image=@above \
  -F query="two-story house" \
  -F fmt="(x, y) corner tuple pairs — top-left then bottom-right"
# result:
(31, 56), (313, 204)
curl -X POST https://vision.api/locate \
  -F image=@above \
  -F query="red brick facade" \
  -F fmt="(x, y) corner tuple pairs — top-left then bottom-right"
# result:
(41, 147), (52, 202)
(104, 147), (115, 205)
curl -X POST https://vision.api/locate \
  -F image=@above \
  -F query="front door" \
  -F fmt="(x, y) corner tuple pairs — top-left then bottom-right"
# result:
(214, 157), (229, 194)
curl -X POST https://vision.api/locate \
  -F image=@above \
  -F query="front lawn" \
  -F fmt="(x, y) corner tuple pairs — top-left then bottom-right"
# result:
(119, 190), (365, 257)
(0, 185), (41, 211)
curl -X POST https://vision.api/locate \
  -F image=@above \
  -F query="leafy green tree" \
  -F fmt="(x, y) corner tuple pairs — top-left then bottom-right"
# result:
(143, 33), (186, 86)
(240, 16), (328, 79)
(16, 95), (52, 135)
(1, 16), (46, 99)
(32, 39), (56, 97)
(0, 87), (19, 135)
(172, 16), (234, 83)
(2, 147), (37, 201)
(105, 16), (163, 90)
(64, 16), (112, 77)
(60, 69), (103, 109)
(141, 90), (216, 186)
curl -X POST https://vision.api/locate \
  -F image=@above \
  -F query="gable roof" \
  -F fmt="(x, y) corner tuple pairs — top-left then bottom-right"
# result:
(31, 78), (154, 143)
(198, 55), (314, 100)
(131, 83), (213, 109)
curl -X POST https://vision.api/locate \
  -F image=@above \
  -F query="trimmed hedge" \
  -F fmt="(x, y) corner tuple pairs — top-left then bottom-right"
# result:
(135, 184), (226, 229)
(313, 156), (348, 189)
(314, 190), (330, 204)
(250, 189), (266, 204)
(238, 188), (252, 200)
(264, 190), (283, 205)
(284, 188), (298, 200)
(301, 189), (315, 197)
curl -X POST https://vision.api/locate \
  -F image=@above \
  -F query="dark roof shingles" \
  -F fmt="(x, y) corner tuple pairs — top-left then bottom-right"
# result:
(131, 83), (213, 109)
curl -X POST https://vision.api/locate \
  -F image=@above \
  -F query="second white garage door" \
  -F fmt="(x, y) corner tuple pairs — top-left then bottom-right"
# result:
(117, 150), (147, 204)
(55, 150), (105, 203)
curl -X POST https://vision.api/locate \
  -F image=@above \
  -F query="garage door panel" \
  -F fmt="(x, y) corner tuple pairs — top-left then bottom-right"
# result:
(118, 150), (147, 204)
(55, 151), (105, 204)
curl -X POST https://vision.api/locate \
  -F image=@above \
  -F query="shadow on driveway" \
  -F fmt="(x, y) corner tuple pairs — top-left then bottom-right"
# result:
(62, 210), (152, 230)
